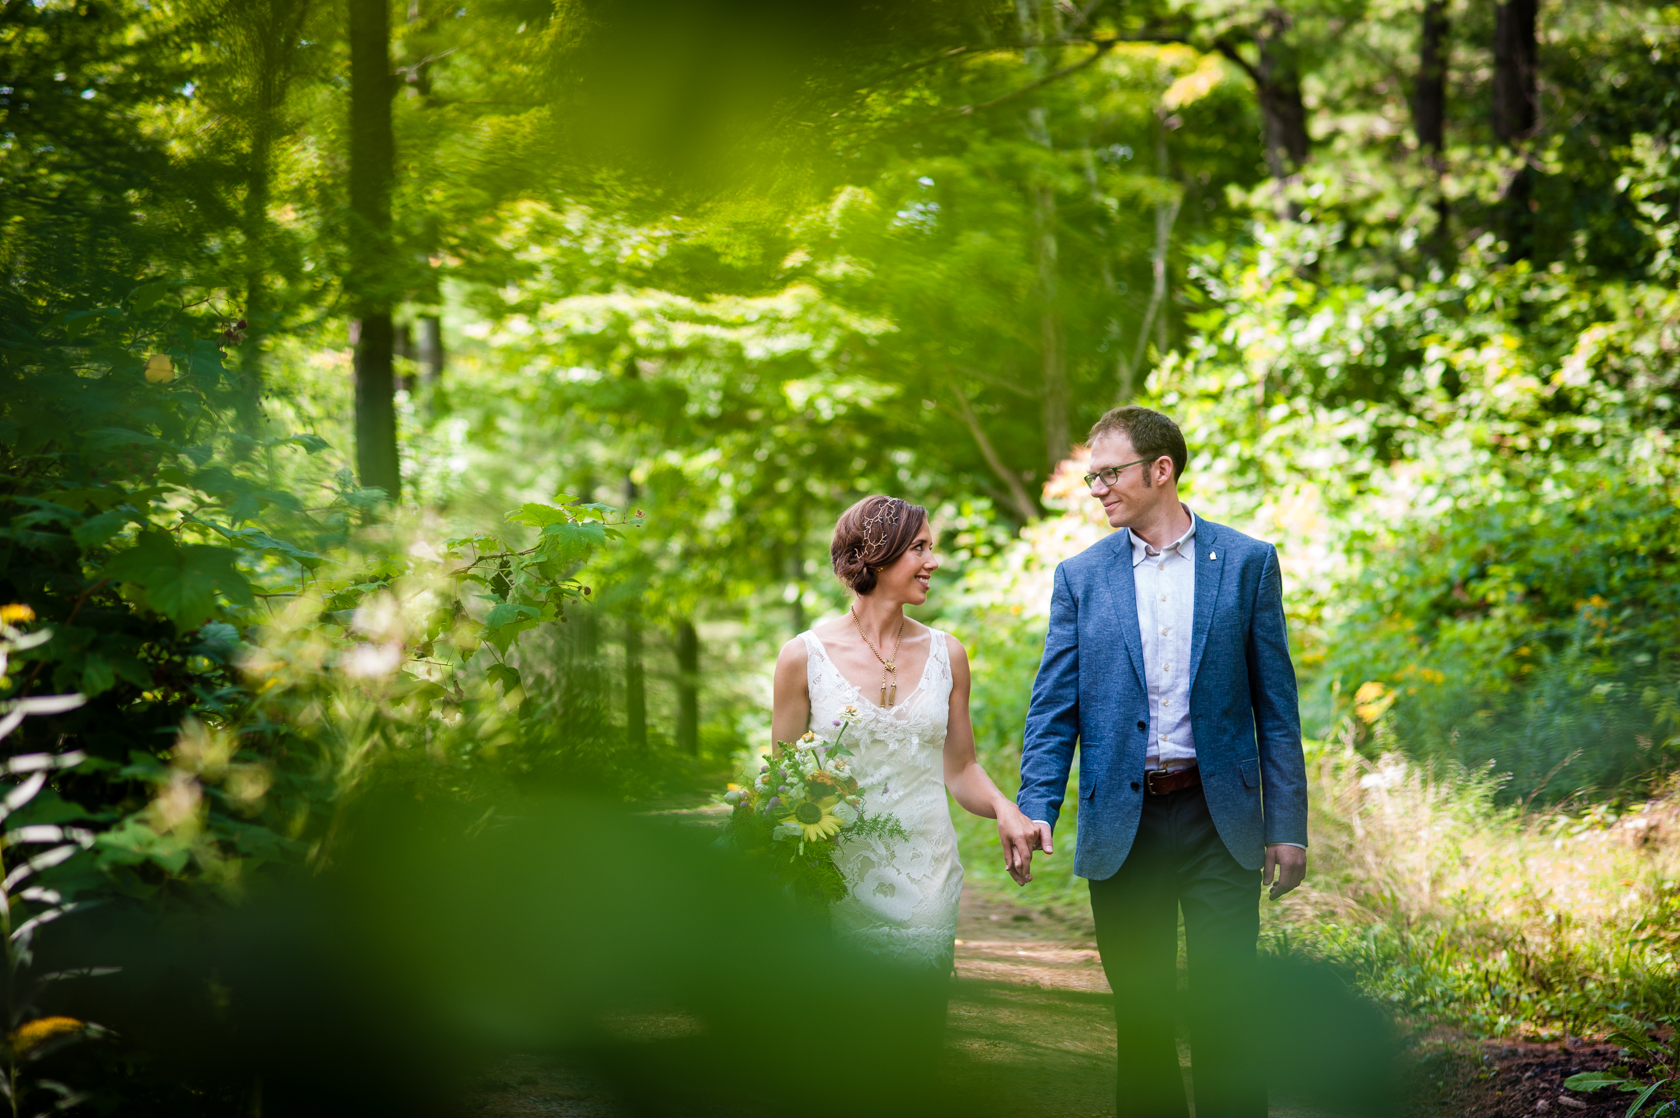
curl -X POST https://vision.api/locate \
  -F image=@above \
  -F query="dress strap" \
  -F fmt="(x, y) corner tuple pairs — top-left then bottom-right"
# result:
(927, 628), (950, 668)
(798, 630), (827, 686)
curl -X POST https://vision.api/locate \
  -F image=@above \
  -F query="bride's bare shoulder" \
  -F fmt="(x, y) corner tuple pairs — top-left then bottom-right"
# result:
(939, 630), (970, 669)
(775, 633), (810, 668)
(807, 615), (852, 642)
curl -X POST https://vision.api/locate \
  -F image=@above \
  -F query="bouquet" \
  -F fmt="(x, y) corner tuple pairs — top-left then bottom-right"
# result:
(721, 708), (905, 905)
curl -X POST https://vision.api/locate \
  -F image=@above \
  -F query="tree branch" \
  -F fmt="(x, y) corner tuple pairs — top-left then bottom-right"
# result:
(1211, 37), (1261, 85)
(946, 383), (1040, 524)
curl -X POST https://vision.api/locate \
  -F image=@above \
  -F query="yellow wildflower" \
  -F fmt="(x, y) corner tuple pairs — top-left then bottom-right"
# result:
(11, 1017), (83, 1052)
(0, 604), (34, 624)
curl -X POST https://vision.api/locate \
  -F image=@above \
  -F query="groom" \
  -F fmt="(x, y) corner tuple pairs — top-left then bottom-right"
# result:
(1012, 406), (1308, 1118)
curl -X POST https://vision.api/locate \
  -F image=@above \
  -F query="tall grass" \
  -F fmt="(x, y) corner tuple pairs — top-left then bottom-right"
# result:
(950, 735), (1680, 1038)
(1272, 740), (1680, 1037)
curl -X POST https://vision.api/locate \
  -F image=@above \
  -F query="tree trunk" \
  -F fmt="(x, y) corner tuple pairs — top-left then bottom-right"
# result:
(1015, 1), (1069, 471)
(235, 0), (312, 419)
(417, 314), (444, 387)
(624, 614), (646, 750)
(240, 112), (271, 412)
(1493, 0), (1539, 260)
(393, 319), (414, 393)
(1026, 108), (1069, 469)
(348, 0), (400, 500)
(675, 619), (699, 756)
(1414, 1), (1448, 154)
(785, 522), (805, 637)
(1254, 9), (1309, 181)
(1415, 0), (1451, 257)
(623, 473), (645, 750)
(1120, 113), (1181, 399)
(1215, 10), (1308, 219)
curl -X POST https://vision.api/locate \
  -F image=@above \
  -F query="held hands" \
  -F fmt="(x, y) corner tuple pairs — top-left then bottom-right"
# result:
(1263, 843), (1307, 900)
(997, 805), (1050, 886)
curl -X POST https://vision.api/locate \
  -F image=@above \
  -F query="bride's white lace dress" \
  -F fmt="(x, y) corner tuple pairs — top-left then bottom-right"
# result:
(800, 628), (963, 971)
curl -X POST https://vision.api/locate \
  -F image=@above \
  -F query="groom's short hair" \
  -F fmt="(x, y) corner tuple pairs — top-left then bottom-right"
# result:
(1089, 406), (1187, 481)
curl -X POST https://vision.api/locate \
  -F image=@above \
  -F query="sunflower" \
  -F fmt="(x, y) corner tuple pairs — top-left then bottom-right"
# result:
(784, 798), (843, 841)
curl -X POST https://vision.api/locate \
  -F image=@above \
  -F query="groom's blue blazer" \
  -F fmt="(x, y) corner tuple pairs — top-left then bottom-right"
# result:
(1016, 518), (1308, 877)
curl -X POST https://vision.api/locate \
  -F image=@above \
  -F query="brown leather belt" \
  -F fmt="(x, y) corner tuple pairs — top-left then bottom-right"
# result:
(1145, 765), (1201, 796)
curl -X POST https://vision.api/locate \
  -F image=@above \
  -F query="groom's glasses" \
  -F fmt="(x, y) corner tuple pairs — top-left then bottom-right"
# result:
(1083, 458), (1153, 489)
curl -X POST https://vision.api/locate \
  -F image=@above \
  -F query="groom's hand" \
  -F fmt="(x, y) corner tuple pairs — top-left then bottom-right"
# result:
(1263, 844), (1307, 900)
(997, 807), (1046, 886)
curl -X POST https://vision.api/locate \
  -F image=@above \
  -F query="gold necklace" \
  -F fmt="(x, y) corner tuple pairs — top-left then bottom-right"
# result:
(851, 607), (906, 707)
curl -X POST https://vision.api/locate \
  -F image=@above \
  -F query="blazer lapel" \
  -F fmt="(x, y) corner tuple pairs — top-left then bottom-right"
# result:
(1187, 520), (1225, 690)
(1102, 530), (1149, 695)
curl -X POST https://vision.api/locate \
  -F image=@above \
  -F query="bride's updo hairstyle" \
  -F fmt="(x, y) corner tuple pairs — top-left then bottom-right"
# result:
(831, 496), (929, 595)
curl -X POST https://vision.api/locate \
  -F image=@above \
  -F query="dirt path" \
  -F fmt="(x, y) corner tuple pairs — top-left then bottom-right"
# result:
(466, 886), (1261, 1118)
(465, 884), (1628, 1118)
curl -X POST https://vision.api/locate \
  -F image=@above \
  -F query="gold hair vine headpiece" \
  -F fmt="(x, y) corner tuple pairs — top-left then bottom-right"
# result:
(859, 501), (902, 551)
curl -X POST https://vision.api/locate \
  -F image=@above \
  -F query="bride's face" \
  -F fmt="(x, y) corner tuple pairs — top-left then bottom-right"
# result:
(870, 519), (939, 605)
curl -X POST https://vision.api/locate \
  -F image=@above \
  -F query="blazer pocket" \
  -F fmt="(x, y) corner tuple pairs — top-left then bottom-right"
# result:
(1238, 759), (1261, 789)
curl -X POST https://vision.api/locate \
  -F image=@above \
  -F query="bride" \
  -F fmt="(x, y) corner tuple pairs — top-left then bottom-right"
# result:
(772, 495), (1040, 972)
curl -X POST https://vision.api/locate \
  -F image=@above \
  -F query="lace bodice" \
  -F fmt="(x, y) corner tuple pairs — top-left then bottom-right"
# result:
(802, 627), (964, 971)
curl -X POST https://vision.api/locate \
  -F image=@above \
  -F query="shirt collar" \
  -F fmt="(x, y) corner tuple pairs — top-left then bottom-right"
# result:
(1130, 506), (1198, 567)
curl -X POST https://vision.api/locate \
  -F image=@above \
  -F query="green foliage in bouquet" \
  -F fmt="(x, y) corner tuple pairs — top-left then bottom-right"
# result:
(721, 713), (906, 907)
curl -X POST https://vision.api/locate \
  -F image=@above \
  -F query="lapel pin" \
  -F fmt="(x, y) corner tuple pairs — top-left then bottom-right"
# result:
(1209, 550), (1217, 560)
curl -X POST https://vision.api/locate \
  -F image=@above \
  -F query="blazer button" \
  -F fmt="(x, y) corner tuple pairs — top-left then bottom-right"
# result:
(1131, 782), (1141, 792)
(1136, 721), (1147, 731)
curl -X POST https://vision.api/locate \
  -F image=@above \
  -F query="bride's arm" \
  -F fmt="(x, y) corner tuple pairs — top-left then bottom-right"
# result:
(770, 637), (812, 754)
(942, 636), (1043, 885)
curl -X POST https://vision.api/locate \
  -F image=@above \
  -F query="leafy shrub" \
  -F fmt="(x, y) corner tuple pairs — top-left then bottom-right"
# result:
(1324, 461), (1680, 800)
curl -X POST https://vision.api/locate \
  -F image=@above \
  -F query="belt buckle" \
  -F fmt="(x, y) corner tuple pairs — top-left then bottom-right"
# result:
(1145, 768), (1167, 795)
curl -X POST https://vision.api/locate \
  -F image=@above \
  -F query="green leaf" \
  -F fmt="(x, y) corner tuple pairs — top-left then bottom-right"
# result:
(507, 502), (577, 528)
(95, 816), (192, 875)
(63, 307), (120, 339)
(273, 433), (331, 454)
(190, 517), (323, 567)
(79, 654), (115, 698)
(1627, 1080), (1667, 1118)
(1567, 1073), (1635, 1093)
(484, 601), (539, 630)
(537, 520), (607, 565)
(486, 663), (522, 695)
(72, 505), (144, 549)
(127, 280), (174, 312)
(84, 427), (168, 452)
(102, 530), (255, 630)
(8, 789), (101, 826)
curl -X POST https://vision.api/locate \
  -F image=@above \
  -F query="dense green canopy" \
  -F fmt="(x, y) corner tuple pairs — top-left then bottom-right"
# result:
(2, 0), (1679, 1108)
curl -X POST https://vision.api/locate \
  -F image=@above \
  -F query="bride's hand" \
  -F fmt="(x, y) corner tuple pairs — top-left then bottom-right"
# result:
(995, 801), (1043, 886)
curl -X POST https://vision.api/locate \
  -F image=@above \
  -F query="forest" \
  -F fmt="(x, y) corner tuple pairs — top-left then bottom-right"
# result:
(2, 0), (1679, 1114)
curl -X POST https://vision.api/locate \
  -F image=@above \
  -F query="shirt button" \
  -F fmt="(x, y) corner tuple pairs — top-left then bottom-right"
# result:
(1161, 628), (1169, 635)
(1159, 595), (1167, 601)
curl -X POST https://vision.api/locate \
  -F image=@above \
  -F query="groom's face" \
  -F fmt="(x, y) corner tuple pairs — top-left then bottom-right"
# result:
(1088, 430), (1173, 529)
